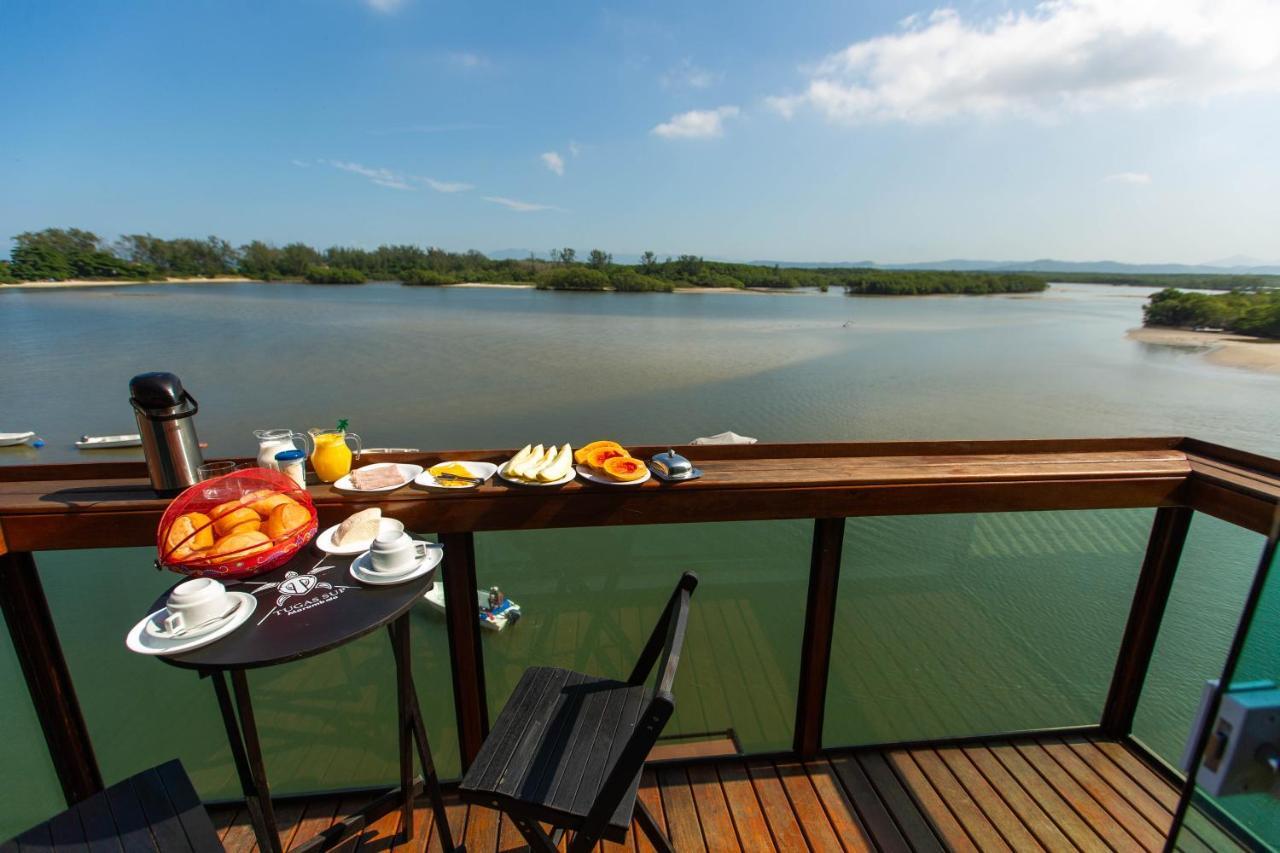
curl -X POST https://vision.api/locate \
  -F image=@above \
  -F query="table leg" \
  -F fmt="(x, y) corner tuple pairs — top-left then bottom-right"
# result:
(389, 615), (459, 853)
(210, 670), (282, 853)
(390, 619), (414, 841)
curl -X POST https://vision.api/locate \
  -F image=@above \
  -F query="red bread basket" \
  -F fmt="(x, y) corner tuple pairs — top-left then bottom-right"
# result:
(156, 467), (317, 581)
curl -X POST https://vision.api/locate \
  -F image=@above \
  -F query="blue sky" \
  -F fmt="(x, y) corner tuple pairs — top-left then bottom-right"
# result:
(3, 0), (1280, 263)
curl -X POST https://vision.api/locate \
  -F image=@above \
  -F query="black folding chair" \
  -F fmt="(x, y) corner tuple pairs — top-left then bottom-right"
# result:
(458, 571), (699, 853)
(2, 760), (223, 853)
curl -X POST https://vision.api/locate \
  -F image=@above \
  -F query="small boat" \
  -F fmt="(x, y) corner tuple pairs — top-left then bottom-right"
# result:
(76, 434), (143, 449)
(0, 431), (37, 447)
(424, 582), (521, 632)
(364, 447), (421, 454)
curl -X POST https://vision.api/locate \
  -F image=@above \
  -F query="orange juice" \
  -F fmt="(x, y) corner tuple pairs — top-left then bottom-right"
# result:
(311, 431), (354, 482)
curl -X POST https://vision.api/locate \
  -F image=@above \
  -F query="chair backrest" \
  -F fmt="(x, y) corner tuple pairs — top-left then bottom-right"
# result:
(580, 572), (698, 840)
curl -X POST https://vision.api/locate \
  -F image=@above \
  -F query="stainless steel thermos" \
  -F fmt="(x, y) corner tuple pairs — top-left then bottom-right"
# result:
(129, 372), (204, 496)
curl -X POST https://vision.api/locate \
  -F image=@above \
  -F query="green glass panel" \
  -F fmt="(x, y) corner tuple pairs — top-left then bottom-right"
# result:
(1171, 530), (1279, 850)
(0, 607), (66, 839)
(35, 545), (459, 804)
(1133, 514), (1263, 763)
(825, 509), (1152, 747)
(475, 521), (811, 754)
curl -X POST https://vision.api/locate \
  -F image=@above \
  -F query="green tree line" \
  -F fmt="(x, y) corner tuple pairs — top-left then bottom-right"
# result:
(1143, 288), (1280, 339)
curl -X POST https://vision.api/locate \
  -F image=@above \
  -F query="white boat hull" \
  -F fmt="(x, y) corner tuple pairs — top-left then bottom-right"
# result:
(76, 434), (142, 449)
(423, 582), (521, 632)
(0, 431), (36, 447)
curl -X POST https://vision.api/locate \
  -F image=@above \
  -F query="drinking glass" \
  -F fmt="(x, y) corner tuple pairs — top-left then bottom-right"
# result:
(198, 461), (239, 481)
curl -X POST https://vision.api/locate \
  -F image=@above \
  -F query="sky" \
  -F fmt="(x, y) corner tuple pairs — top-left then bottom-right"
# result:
(3, 0), (1280, 264)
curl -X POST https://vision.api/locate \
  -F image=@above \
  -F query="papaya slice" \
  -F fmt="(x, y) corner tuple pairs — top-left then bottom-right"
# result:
(602, 456), (646, 481)
(575, 440), (625, 465)
(585, 446), (629, 470)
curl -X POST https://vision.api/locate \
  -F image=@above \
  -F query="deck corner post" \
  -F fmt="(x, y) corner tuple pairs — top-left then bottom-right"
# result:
(0, 550), (103, 804)
(1101, 505), (1194, 738)
(439, 531), (489, 768)
(794, 517), (846, 756)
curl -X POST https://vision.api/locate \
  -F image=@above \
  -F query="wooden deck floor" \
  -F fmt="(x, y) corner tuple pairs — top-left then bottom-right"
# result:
(210, 734), (1241, 852)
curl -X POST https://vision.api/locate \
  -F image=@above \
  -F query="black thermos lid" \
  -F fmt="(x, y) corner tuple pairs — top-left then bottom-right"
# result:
(129, 372), (193, 413)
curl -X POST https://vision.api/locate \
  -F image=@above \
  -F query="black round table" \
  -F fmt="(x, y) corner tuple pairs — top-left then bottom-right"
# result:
(147, 546), (457, 853)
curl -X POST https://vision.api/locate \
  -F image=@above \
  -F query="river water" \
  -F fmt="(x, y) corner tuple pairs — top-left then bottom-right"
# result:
(0, 282), (1275, 840)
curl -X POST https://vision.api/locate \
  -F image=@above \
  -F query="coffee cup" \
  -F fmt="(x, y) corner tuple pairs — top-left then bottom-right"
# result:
(163, 577), (233, 635)
(369, 530), (429, 574)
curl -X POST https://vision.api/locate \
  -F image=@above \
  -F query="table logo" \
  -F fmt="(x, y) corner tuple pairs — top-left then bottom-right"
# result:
(248, 559), (355, 624)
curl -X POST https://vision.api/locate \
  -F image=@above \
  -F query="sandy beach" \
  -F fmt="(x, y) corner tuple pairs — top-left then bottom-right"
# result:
(1, 275), (253, 290)
(1127, 327), (1280, 374)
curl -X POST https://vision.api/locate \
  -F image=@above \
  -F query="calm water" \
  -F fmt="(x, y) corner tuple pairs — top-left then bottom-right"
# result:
(0, 282), (1275, 841)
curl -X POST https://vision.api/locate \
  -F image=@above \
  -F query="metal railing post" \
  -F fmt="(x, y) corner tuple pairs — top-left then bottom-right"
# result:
(0, 550), (103, 803)
(794, 517), (846, 755)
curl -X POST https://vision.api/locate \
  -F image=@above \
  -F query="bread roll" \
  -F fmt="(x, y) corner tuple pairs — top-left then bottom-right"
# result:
(213, 506), (261, 537)
(249, 492), (298, 519)
(210, 531), (271, 563)
(266, 502), (309, 540)
(165, 516), (198, 561)
(179, 512), (215, 550)
(334, 508), (381, 545)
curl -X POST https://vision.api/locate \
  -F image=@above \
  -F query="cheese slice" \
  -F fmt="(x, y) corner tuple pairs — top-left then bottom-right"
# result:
(333, 508), (381, 545)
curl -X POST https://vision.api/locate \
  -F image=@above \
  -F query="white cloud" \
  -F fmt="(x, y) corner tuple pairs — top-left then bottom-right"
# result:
(1104, 171), (1153, 184)
(661, 58), (721, 89)
(651, 106), (740, 139)
(363, 0), (406, 13)
(326, 160), (412, 190)
(482, 196), (561, 212)
(568, 141), (582, 158)
(443, 51), (492, 70)
(290, 159), (311, 168)
(768, 0), (1280, 124)
(415, 177), (473, 192)
(541, 151), (565, 176)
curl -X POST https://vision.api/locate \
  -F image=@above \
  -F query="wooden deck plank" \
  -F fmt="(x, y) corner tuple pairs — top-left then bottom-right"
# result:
(826, 754), (909, 853)
(198, 734), (1251, 853)
(713, 761), (775, 853)
(1013, 742), (1152, 852)
(934, 747), (1046, 851)
(801, 758), (876, 853)
(886, 750), (979, 852)
(960, 746), (1079, 853)
(772, 761), (842, 852)
(742, 761), (807, 853)
(685, 763), (742, 853)
(909, 750), (1011, 852)
(655, 767), (707, 853)
(1038, 740), (1165, 851)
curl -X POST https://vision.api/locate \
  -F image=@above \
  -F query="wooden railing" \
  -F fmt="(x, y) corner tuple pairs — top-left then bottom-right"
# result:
(1, 437), (1277, 819)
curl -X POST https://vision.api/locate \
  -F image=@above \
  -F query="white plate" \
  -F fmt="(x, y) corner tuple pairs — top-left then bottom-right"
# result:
(574, 463), (652, 487)
(315, 517), (406, 556)
(333, 463), (423, 494)
(350, 544), (443, 586)
(414, 460), (498, 490)
(125, 592), (257, 656)
(496, 460), (575, 487)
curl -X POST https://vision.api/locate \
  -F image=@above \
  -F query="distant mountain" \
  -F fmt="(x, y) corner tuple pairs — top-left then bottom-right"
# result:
(752, 258), (1280, 275)
(491, 249), (1280, 276)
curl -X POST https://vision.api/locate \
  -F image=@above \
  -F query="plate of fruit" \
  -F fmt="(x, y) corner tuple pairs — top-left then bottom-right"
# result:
(573, 440), (651, 486)
(497, 443), (575, 486)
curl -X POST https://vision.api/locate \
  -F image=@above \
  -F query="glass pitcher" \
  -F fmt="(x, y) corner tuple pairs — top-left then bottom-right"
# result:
(254, 429), (310, 471)
(308, 428), (361, 483)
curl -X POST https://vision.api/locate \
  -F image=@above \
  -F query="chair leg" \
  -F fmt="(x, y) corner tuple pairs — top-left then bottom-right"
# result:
(634, 799), (674, 853)
(509, 814), (560, 853)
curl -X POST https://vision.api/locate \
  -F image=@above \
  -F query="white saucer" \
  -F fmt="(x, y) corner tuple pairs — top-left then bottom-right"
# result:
(574, 463), (652, 486)
(333, 463), (423, 494)
(414, 460), (498, 490)
(496, 460), (575, 487)
(316, 517), (406, 556)
(350, 544), (443, 586)
(125, 592), (257, 656)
